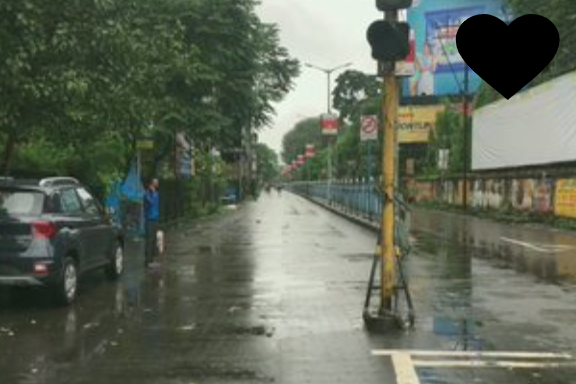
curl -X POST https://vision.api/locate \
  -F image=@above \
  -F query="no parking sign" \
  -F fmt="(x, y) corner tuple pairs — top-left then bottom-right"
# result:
(360, 115), (379, 141)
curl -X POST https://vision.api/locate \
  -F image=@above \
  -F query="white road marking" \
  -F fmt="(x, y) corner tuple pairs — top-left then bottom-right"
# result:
(392, 352), (420, 384)
(372, 350), (573, 359)
(413, 360), (576, 369)
(535, 243), (574, 251)
(500, 237), (553, 253)
(373, 349), (575, 384)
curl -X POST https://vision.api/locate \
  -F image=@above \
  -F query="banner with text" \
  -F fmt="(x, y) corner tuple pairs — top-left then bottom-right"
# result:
(397, 105), (444, 143)
(555, 179), (576, 218)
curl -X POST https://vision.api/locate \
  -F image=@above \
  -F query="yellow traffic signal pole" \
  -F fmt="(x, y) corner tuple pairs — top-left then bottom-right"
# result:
(380, 9), (399, 314)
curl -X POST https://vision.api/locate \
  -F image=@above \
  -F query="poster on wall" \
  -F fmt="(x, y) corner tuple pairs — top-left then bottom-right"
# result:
(405, 0), (503, 98)
(534, 179), (554, 213)
(508, 178), (554, 213)
(555, 179), (576, 218)
(471, 179), (504, 209)
(509, 179), (535, 211)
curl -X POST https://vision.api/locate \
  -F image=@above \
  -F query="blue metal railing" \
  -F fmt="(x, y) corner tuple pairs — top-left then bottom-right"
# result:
(289, 179), (383, 222)
(288, 180), (412, 253)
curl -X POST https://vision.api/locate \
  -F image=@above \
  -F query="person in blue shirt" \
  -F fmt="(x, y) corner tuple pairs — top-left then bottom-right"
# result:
(143, 178), (160, 267)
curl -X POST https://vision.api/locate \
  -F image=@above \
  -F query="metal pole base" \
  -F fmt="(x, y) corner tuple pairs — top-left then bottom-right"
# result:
(363, 309), (407, 333)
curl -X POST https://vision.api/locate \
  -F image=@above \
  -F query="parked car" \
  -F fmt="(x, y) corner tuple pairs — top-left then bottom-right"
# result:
(0, 177), (124, 305)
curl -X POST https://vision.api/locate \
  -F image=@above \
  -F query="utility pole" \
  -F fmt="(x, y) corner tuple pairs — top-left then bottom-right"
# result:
(366, 0), (412, 328)
(381, 59), (398, 310)
(305, 62), (353, 204)
(462, 65), (470, 210)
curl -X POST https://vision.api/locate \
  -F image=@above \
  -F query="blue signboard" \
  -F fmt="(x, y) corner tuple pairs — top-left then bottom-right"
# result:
(405, 0), (504, 97)
(179, 150), (193, 179)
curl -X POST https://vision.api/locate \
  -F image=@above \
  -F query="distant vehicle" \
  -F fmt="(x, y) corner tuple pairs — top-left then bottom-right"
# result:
(0, 177), (124, 305)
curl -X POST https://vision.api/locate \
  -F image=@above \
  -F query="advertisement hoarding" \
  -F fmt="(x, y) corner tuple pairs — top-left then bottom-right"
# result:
(472, 71), (576, 170)
(395, 29), (416, 77)
(305, 144), (315, 158)
(404, 0), (503, 97)
(397, 104), (445, 143)
(320, 113), (339, 136)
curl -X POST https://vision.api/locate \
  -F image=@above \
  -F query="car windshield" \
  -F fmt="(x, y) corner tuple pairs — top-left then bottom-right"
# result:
(0, 189), (44, 216)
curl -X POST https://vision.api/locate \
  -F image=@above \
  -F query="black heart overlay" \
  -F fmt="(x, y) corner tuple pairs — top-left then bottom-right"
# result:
(456, 14), (559, 99)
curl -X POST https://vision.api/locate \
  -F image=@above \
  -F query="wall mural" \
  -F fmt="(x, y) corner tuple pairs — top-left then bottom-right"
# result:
(414, 177), (556, 215)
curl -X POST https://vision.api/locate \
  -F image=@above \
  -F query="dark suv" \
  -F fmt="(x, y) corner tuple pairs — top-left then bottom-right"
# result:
(0, 177), (124, 305)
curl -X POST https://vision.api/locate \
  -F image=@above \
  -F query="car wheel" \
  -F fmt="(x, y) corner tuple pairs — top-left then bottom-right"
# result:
(53, 257), (78, 306)
(105, 243), (124, 280)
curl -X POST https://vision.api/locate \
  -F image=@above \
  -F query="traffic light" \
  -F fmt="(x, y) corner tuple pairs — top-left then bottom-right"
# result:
(376, 0), (412, 12)
(367, 20), (409, 62)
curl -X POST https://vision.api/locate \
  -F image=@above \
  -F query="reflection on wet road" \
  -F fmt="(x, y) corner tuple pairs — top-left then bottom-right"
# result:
(1, 193), (576, 383)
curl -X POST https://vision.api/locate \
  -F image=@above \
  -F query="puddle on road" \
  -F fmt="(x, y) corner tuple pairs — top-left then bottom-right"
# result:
(414, 229), (576, 284)
(165, 363), (274, 382)
(220, 324), (275, 338)
(341, 253), (374, 263)
(423, 317), (485, 351)
(468, 235), (571, 283)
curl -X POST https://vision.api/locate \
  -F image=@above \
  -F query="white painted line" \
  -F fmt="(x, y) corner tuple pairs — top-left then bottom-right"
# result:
(392, 352), (421, 384)
(413, 360), (576, 369)
(372, 350), (573, 359)
(500, 237), (551, 253)
(534, 243), (574, 252)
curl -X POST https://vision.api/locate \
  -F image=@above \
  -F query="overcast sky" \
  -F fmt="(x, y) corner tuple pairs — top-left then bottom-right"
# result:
(256, 0), (381, 155)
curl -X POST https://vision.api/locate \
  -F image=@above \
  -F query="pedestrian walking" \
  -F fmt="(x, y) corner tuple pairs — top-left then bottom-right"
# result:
(143, 178), (160, 268)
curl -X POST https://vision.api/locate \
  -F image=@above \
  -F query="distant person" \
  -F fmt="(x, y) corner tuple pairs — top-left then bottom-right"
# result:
(143, 178), (160, 268)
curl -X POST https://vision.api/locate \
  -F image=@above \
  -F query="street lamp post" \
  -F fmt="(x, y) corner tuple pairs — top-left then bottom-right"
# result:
(305, 62), (353, 113)
(305, 61), (353, 203)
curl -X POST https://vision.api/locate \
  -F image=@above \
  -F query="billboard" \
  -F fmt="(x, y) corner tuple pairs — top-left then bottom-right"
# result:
(405, 0), (503, 97)
(472, 71), (576, 170)
(397, 104), (445, 143)
(320, 113), (339, 136)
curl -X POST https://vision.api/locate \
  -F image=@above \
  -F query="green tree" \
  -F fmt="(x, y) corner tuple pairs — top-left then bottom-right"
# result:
(255, 143), (279, 184)
(425, 101), (470, 175)
(0, 0), (299, 198)
(477, 0), (576, 108)
(332, 69), (382, 124)
(505, 0), (576, 85)
(282, 117), (325, 164)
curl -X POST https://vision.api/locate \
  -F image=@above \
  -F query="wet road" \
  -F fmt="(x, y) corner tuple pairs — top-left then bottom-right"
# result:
(1, 192), (576, 383)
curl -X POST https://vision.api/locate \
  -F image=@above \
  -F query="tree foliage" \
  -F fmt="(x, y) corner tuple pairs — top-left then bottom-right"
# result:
(332, 70), (381, 124)
(425, 102), (469, 175)
(477, 0), (576, 108)
(281, 118), (325, 164)
(283, 69), (384, 181)
(505, 0), (576, 85)
(255, 143), (279, 184)
(0, 0), (299, 194)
